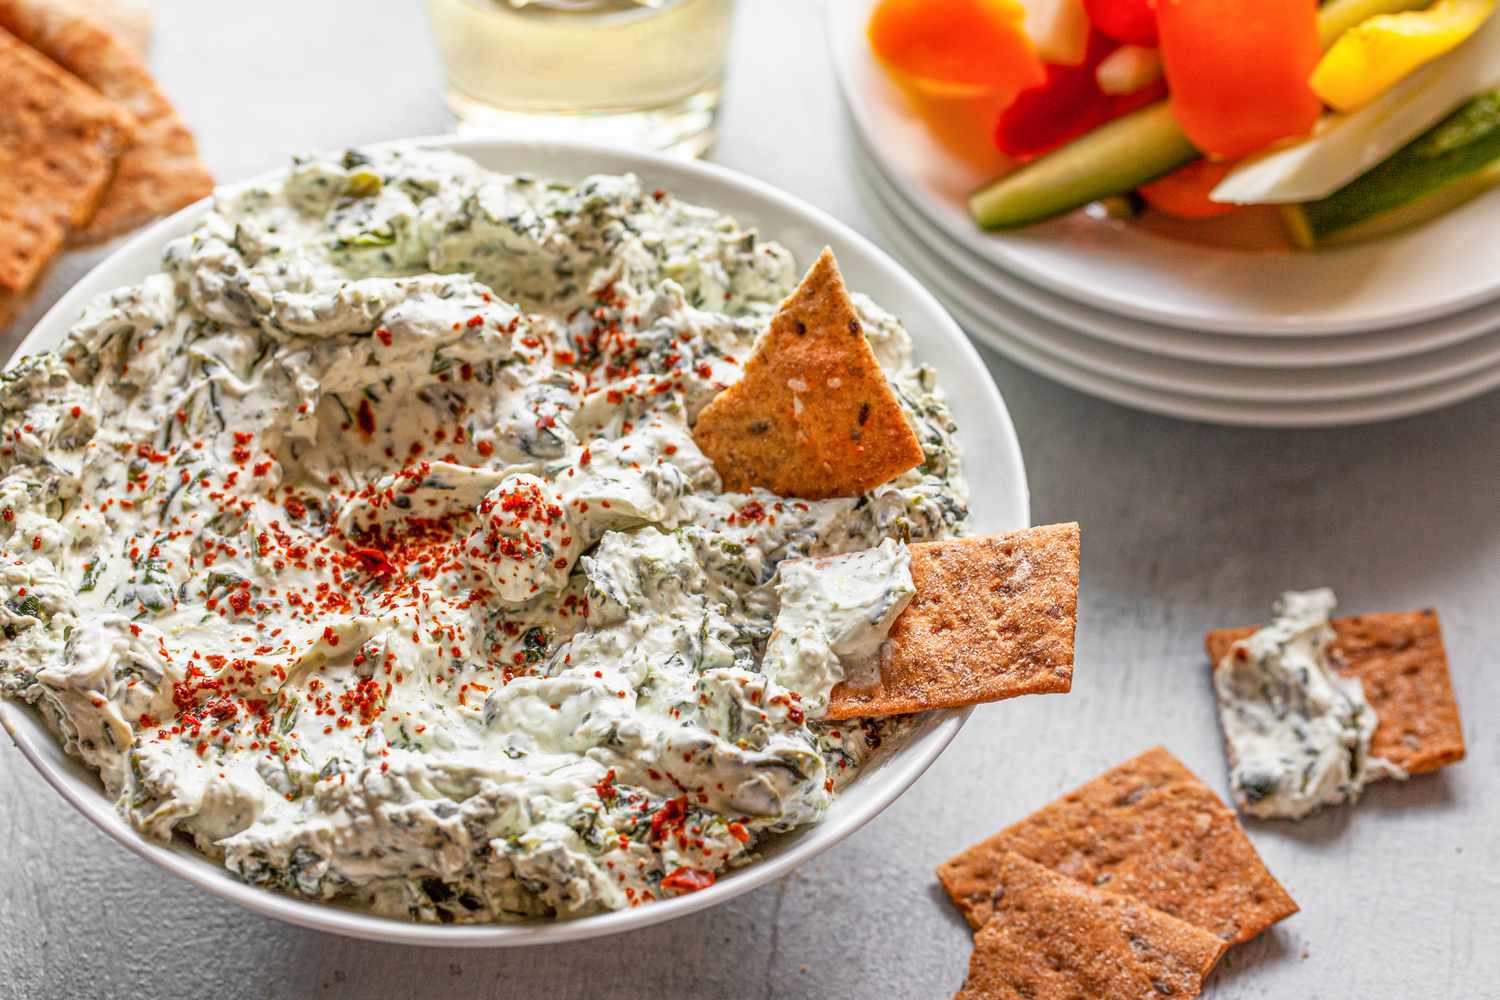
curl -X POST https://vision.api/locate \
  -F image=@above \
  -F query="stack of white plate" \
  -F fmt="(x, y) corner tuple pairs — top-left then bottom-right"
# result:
(828, 0), (1500, 426)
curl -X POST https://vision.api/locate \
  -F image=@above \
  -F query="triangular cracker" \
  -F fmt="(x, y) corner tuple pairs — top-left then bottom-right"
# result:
(938, 747), (1298, 945)
(0, 26), (132, 295)
(0, 0), (212, 245)
(691, 247), (924, 499)
(1207, 608), (1465, 777)
(825, 522), (1080, 720)
(954, 853), (1227, 1000)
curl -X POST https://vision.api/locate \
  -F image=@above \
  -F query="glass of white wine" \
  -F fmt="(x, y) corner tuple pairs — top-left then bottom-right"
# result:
(426, 0), (736, 157)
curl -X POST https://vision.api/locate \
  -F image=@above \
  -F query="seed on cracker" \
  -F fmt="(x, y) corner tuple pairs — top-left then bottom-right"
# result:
(825, 522), (1080, 720)
(953, 852), (1226, 1000)
(0, 0), (212, 245)
(938, 747), (1297, 945)
(691, 247), (924, 500)
(0, 26), (133, 298)
(1207, 608), (1465, 776)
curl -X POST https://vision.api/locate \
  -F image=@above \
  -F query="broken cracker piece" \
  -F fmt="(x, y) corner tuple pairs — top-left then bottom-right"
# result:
(0, 26), (132, 296)
(691, 247), (924, 499)
(1207, 608), (1465, 776)
(825, 522), (1080, 720)
(953, 852), (1226, 1000)
(938, 746), (1297, 945)
(0, 0), (212, 245)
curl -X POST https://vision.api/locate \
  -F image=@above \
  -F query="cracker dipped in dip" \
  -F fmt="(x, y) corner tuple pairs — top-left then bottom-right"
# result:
(0, 148), (969, 922)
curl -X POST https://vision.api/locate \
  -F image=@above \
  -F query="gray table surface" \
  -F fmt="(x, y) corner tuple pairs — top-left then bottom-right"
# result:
(3, 2), (1497, 998)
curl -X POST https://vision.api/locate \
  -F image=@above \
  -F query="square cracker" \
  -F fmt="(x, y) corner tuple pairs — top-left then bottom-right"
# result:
(1206, 608), (1465, 776)
(0, 26), (132, 294)
(825, 522), (1080, 720)
(938, 747), (1297, 945)
(0, 0), (212, 245)
(691, 247), (925, 499)
(953, 852), (1227, 1000)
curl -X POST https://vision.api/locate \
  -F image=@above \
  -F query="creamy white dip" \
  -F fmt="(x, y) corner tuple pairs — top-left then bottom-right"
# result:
(1214, 588), (1400, 820)
(0, 148), (968, 921)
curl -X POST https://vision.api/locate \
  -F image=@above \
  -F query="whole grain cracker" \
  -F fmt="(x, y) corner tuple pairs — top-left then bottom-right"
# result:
(938, 747), (1297, 944)
(691, 248), (924, 499)
(0, 26), (132, 295)
(825, 522), (1079, 720)
(51, 0), (151, 56)
(953, 852), (1226, 1000)
(0, 0), (212, 245)
(1207, 608), (1465, 776)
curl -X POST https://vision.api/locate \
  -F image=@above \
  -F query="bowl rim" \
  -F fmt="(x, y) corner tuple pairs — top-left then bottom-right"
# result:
(1, 135), (1029, 947)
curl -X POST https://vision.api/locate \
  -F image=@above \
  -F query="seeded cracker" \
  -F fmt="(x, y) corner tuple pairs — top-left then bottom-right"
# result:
(691, 248), (925, 499)
(0, 27), (132, 304)
(938, 747), (1297, 944)
(953, 853), (1226, 1000)
(1207, 608), (1465, 776)
(825, 522), (1079, 720)
(0, 0), (212, 245)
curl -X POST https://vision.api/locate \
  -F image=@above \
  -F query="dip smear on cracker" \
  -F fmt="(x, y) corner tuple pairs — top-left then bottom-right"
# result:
(953, 852), (1227, 1000)
(1208, 589), (1465, 820)
(826, 522), (1080, 720)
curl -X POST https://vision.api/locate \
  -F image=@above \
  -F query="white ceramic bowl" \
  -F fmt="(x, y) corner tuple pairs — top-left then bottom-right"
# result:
(0, 138), (1030, 947)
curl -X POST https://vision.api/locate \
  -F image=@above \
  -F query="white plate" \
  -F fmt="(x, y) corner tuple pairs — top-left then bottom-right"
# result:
(857, 152), (1500, 403)
(858, 135), (1500, 371)
(0, 137), (1029, 947)
(859, 156), (1500, 426)
(829, 0), (1500, 337)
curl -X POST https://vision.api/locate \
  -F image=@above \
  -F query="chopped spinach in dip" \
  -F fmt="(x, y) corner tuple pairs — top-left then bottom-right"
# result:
(0, 148), (969, 922)
(1214, 589), (1400, 820)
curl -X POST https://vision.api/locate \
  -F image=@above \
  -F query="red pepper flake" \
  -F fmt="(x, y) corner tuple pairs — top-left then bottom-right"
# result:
(649, 796), (688, 842)
(356, 397), (376, 437)
(660, 867), (715, 894)
(376, 328), (393, 346)
(594, 768), (618, 803)
(727, 822), (750, 843)
(476, 439), (494, 458)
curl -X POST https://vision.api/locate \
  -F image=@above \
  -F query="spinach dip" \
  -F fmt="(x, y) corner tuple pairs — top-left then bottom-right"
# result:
(0, 148), (969, 922)
(1214, 588), (1400, 819)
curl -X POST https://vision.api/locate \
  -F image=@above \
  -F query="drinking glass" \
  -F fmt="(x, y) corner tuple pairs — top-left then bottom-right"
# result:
(426, 0), (736, 157)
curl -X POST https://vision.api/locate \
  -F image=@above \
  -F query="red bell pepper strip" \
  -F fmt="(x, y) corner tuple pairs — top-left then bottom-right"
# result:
(1156, 0), (1323, 159)
(1083, 0), (1159, 46)
(1137, 158), (1241, 218)
(996, 30), (1165, 159)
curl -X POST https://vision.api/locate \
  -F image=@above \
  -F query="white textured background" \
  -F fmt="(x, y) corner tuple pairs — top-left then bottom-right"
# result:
(3, 3), (1497, 998)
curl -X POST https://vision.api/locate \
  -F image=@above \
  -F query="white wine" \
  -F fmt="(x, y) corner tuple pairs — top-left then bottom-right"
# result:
(426, 0), (735, 156)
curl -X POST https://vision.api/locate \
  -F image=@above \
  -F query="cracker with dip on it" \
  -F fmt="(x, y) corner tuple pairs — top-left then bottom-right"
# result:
(953, 852), (1227, 1000)
(0, 0), (212, 245)
(1207, 589), (1465, 820)
(0, 25), (133, 324)
(938, 747), (1297, 945)
(825, 522), (1080, 719)
(692, 247), (926, 499)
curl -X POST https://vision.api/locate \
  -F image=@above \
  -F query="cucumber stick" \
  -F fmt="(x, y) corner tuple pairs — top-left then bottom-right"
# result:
(1283, 88), (1500, 246)
(969, 0), (1439, 230)
(970, 104), (1196, 229)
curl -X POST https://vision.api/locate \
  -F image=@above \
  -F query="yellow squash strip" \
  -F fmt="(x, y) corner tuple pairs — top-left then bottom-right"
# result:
(1311, 0), (1496, 112)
